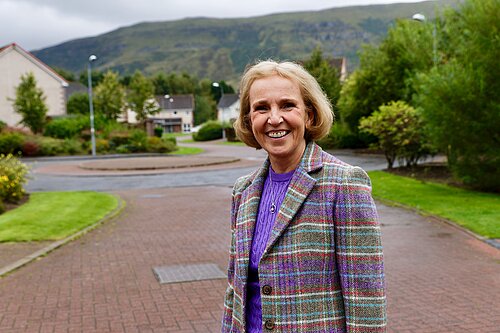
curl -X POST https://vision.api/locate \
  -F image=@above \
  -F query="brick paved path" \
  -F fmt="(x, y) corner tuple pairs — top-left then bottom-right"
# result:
(1, 186), (499, 332)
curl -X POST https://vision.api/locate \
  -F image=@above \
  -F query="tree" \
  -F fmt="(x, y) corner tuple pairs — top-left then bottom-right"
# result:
(303, 47), (341, 111)
(127, 70), (160, 124)
(94, 71), (126, 120)
(194, 95), (216, 125)
(12, 72), (48, 134)
(414, 0), (500, 191)
(338, 19), (433, 139)
(359, 101), (433, 169)
(67, 93), (89, 115)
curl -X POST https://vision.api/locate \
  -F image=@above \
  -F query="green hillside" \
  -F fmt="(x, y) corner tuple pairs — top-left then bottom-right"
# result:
(32, 0), (457, 82)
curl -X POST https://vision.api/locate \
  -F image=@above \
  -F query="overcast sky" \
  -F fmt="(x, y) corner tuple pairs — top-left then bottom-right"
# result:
(1, 0), (428, 51)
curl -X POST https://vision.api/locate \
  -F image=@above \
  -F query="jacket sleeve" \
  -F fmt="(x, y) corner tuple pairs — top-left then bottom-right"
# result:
(221, 188), (238, 332)
(334, 166), (387, 332)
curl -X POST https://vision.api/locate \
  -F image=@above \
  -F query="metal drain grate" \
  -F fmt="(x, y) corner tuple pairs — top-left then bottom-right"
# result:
(153, 263), (226, 284)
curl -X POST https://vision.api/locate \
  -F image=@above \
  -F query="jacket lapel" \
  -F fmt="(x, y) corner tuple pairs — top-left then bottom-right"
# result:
(236, 160), (269, 280)
(262, 142), (323, 258)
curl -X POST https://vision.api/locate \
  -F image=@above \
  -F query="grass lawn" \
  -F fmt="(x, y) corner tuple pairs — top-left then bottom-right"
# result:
(169, 146), (204, 155)
(368, 171), (500, 239)
(0, 192), (120, 242)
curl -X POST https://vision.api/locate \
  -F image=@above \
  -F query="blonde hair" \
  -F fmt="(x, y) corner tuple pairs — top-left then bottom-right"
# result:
(234, 60), (334, 149)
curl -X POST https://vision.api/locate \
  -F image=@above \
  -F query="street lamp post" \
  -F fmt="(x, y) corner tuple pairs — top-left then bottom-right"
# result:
(212, 82), (226, 139)
(87, 54), (97, 156)
(412, 13), (437, 66)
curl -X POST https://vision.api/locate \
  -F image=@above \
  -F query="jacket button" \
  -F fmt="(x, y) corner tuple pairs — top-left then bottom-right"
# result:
(264, 319), (275, 330)
(262, 285), (272, 295)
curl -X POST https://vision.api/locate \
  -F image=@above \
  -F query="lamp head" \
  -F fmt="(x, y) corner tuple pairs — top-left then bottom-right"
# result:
(212, 82), (220, 88)
(412, 13), (426, 22)
(89, 54), (97, 62)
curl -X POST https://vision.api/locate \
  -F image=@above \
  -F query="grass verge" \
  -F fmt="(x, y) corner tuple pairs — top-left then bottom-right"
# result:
(368, 171), (500, 239)
(218, 141), (245, 146)
(169, 146), (204, 155)
(0, 192), (119, 242)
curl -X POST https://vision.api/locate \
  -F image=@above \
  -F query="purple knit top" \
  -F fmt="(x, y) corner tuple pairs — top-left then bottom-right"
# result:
(246, 167), (295, 333)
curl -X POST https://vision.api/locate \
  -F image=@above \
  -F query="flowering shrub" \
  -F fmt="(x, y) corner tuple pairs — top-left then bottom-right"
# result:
(0, 154), (30, 204)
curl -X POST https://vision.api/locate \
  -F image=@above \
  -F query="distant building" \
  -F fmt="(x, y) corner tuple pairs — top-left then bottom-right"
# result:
(127, 94), (194, 134)
(217, 94), (240, 123)
(0, 43), (68, 127)
(329, 57), (348, 82)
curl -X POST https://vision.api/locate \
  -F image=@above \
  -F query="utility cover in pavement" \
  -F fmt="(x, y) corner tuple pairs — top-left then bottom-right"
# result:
(153, 263), (226, 284)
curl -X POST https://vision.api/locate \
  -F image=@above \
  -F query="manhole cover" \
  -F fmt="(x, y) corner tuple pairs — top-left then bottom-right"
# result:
(153, 263), (226, 284)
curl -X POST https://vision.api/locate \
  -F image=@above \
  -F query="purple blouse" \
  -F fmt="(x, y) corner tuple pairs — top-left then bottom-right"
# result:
(245, 168), (295, 333)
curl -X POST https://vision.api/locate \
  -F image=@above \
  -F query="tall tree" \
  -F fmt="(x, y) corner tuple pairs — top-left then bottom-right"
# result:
(12, 72), (48, 134)
(127, 70), (160, 123)
(303, 47), (341, 113)
(414, 0), (500, 190)
(94, 71), (126, 120)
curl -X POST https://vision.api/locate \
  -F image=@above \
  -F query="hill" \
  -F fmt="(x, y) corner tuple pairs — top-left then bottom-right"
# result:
(32, 0), (457, 83)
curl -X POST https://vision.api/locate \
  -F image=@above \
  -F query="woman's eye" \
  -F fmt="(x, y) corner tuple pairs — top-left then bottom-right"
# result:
(254, 105), (268, 112)
(283, 103), (295, 110)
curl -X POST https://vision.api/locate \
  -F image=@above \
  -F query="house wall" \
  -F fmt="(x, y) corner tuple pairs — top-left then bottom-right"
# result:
(0, 48), (66, 127)
(127, 108), (194, 132)
(218, 103), (240, 123)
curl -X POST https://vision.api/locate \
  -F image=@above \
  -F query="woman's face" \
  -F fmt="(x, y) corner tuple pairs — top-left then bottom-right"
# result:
(249, 75), (311, 168)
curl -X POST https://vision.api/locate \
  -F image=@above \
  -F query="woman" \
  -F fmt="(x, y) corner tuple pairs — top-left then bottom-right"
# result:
(222, 60), (386, 332)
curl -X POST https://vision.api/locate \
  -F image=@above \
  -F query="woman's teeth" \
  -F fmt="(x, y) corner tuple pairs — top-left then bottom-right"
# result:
(268, 131), (287, 138)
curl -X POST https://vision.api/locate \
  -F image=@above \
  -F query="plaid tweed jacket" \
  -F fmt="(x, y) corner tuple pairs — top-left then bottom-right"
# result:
(222, 142), (386, 332)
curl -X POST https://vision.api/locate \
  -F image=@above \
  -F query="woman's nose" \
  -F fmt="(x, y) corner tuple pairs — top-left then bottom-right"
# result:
(267, 108), (283, 125)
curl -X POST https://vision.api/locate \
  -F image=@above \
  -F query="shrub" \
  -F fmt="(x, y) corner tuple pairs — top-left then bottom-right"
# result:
(21, 140), (40, 156)
(0, 132), (24, 154)
(0, 200), (4, 214)
(44, 116), (88, 139)
(36, 137), (66, 156)
(108, 131), (131, 148)
(163, 136), (177, 145)
(154, 127), (164, 138)
(193, 121), (223, 141)
(147, 137), (176, 153)
(0, 154), (29, 203)
(95, 139), (110, 153)
(0, 120), (6, 132)
(359, 101), (434, 169)
(128, 130), (148, 152)
(61, 139), (84, 155)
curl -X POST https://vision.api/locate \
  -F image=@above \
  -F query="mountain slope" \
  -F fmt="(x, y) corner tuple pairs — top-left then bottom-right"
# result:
(32, 0), (456, 82)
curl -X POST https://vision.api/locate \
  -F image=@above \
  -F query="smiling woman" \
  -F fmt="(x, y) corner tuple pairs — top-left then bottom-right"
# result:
(222, 60), (386, 332)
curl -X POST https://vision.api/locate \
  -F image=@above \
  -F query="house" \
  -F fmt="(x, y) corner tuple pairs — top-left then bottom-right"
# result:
(0, 43), (68, 127)
(329, 57), (348, 82)
(134, 94), (194, 135)
(217, 94), (240, 124)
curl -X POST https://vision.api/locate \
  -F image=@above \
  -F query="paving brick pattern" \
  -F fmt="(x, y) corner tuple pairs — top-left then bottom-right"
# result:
(0, 186), (499, 332)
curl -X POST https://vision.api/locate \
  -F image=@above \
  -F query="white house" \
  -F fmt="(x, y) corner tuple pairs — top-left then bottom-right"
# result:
(0, 43), (68, 127)
(126, 94), (194, 134)
(217, 94), (239, 124)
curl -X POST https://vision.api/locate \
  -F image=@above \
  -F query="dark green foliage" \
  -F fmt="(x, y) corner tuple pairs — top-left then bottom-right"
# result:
(0, 132), (24, 154)
(52, 67), (75, 81)
(194, 95), (216, 126)
(67, 93), (90, 115)
(12, 72), (49, 134)
(338, 19), (433, 139)
(414, 0), (500, 191)
(44, 116), (88, 139)
(154, 127), (163, 138)
(146, 137), (176, 153)
(79, 70), (104, 87)
(303, 47), (341, 112)
(193, 121), (223, 141)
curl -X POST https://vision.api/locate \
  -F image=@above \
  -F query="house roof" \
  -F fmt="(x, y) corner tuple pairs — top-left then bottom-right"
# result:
(218, 94), (239, 108)
(65, 82), (87, 100)
(0, 43), (69, 87)
(156, 94), (194, 110)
